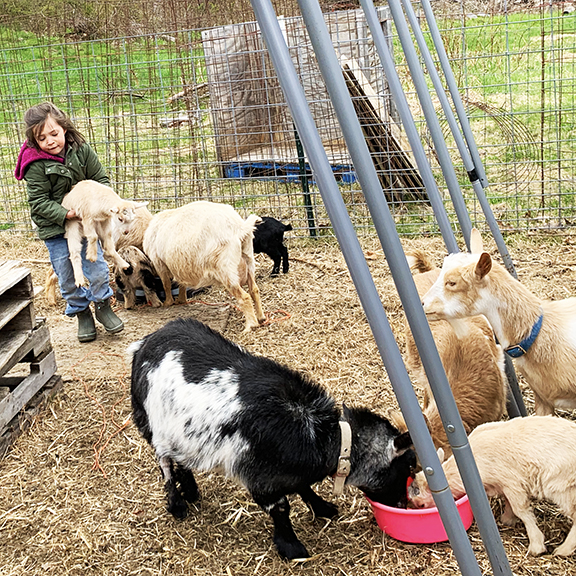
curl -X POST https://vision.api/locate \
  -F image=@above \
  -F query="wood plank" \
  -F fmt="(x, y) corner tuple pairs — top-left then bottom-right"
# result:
(0, 325), (52, 378)
(0, 374), (63, 459)
(0, 261), (31, 296)
(0, 300), (35, 332)
(0, 351), (57, 430)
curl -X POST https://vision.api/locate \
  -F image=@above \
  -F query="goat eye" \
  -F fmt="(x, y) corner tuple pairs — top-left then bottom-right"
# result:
(445, 280), (456, 288)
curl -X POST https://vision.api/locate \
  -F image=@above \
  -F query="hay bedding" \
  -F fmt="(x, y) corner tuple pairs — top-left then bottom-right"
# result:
(1, 231), (576, 576)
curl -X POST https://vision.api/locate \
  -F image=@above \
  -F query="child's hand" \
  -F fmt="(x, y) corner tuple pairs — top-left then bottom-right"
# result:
(65, 209), (81, 220)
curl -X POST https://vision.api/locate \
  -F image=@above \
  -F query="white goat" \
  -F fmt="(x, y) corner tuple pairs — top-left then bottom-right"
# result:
(61, 180), (147, 287)
(390, 249), (507, 458)
(408, 416), (576, 556)
(421, 228), (576, 416)
(143, 201), (265, 332)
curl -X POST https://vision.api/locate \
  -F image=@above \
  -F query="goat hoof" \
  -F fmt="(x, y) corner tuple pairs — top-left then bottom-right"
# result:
(168, 500), (188, 520)
(275, 538), (309, 560)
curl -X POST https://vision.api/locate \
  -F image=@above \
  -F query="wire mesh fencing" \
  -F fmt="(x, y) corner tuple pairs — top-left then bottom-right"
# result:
(1, 0), (575, 238)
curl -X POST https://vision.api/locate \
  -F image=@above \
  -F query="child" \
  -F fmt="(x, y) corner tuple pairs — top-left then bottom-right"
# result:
(14, 102), (124, 342)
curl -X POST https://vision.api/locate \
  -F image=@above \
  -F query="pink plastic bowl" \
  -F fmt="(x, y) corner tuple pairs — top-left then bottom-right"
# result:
(366, 494), (474, 544)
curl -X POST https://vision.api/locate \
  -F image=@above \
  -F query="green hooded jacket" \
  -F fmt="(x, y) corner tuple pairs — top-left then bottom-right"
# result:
(23, 143), (110, 240)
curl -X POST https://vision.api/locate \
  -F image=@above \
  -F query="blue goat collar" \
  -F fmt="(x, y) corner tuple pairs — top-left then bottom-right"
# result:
(504, 313), (543, 358)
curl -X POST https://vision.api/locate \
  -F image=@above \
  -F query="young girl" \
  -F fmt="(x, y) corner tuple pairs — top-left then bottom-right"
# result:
(14, 102), (124, 342)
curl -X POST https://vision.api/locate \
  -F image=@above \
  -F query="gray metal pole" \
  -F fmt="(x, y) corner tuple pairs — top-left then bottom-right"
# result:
(416, 0), (518, 278)
(398, 0), (525, 416)
(298, 2), (513, 575)
(419, 0), (488, 189)
(386, 0), (473, 250)
(248, 1), (483, 573)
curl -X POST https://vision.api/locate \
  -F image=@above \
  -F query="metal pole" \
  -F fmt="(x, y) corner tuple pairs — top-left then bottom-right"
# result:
(386, 0), (473, 250)
(397, 0), (526, 415)
(416, 0), (518, 279)
(300, 1), (513, 574)
(248, 0), (483, 573)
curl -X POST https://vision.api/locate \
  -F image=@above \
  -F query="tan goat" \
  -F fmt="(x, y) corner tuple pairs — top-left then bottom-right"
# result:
(61, 180), (147, 288)
(408, 416), (576, 556)
(143, 201), (265, 332)
(390, 249), (507, 458)
(422, 229), (576, 416)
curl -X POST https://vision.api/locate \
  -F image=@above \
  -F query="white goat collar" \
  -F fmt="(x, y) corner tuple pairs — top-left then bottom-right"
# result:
(333, 419), (352, 496)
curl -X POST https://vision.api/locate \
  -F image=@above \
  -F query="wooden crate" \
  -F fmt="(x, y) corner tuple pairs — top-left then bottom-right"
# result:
(0, 261), (62, 458)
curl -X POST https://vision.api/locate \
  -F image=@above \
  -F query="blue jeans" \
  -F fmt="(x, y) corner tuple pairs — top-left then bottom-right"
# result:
(45, 234), (113, 316)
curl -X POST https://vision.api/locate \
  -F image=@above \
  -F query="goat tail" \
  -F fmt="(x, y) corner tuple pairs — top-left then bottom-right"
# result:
(405, 249), (436, 274)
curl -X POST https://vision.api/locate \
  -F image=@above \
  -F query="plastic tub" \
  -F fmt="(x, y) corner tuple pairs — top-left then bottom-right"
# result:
(366, 493), (474, 544)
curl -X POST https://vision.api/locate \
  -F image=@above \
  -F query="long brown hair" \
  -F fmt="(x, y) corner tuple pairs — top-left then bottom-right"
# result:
(24, 102), (86, 150)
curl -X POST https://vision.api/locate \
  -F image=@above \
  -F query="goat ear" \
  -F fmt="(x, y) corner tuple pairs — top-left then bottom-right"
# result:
(437, 447), (445, 463)
(394, 431), (413, 453)
(134, 201), (149, 208)
(469, 228), (484, 254)
(475, 252), (492, 280)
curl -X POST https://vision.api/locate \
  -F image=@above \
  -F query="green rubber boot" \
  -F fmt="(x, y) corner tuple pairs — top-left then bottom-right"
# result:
(77, 307), (97, 342)
(94, 298), (124, 334)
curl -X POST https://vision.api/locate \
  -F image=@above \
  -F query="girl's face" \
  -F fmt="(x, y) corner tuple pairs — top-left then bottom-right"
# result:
(36, 115), (67, 155)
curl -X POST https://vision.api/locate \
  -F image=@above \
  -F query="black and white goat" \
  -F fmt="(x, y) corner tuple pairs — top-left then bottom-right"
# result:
(129, 318), (414, 559)
(253, 216), (292, 276)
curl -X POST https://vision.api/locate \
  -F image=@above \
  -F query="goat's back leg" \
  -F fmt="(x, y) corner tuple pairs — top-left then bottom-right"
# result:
(552, 499), (576, 556)
(82, 219), (101, 262)
(152, 260), (175, 307)
(66, 223), (88, 287)
(158, 456), (188, 519)
(252, 492), (309, 559)
(245, 272), (265, 324)
(228, 284), (259, 332)
(503, 489), (546, 555)
(298, 485), (338, 519)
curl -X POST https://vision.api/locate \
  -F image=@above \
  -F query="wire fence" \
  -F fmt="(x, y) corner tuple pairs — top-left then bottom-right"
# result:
(1, 0), (575, 238)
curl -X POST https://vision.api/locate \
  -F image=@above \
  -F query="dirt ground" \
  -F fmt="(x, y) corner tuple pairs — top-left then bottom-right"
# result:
(1, 229), (576, 576)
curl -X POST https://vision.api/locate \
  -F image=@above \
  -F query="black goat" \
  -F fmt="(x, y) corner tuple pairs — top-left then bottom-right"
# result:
(253, 216), (292, 275)
(130, 318), (415, 559)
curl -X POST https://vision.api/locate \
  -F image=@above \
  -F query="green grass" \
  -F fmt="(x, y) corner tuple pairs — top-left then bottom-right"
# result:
(1, 11), (576, 235)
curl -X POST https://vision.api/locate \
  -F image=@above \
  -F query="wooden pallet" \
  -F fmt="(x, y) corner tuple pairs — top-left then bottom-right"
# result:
(0, 261), (62, 458)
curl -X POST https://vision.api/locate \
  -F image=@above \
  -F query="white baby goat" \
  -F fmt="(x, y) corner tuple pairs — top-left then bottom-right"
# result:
(408, 416), (576, 556)
(421, 229), (576, 416)
(61, 180), (148, 288)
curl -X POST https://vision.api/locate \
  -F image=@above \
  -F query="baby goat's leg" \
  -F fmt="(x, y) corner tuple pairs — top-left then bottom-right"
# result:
(82, 219), (101, 262)
(253, 492), (309, 559)
(158, 456), (188, 519)
(66, 222), (88, 287)
(102, 231), (129, 271)
(298, 485), (338, 519)
(553, 500), (576, 556)
(504, 489), (546, 555)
